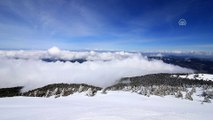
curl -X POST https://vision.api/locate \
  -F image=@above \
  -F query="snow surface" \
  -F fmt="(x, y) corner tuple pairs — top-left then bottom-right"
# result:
(178, 74), (213, 81)
(0, 91), (212, 120)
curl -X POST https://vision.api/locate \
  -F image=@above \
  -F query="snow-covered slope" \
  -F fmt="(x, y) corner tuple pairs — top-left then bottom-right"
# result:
(0, 91), (212, 120)
(177, 74), (213, 81)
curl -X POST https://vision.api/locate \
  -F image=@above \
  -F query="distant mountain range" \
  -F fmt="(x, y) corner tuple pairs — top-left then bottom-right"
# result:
(147, 56), (213, 74)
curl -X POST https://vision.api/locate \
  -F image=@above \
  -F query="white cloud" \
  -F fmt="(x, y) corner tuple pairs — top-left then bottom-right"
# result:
(47, 46), (61, 56)
(0, 48), (193, 91)
(0, 47), (140, 61)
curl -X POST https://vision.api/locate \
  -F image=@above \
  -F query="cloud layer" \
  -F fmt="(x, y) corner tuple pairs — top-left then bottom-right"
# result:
(0, 47), (193, 91)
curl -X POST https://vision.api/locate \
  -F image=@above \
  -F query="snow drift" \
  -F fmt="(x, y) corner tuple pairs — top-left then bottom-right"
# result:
(0, 47), (193, 91)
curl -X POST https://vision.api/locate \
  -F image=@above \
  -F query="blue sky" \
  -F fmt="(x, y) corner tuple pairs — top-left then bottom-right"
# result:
(0, 0), (213, 51)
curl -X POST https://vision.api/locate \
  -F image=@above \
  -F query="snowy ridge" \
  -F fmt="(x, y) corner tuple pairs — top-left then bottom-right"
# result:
(173, 74), (213, 81)
(1, 73), (212, 103)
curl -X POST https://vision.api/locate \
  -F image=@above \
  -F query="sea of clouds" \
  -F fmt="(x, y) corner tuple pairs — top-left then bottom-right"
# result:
(0, 47), (193, 91)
